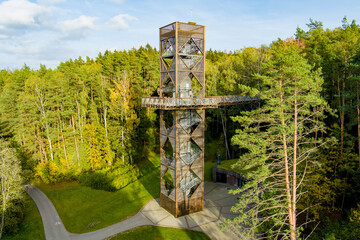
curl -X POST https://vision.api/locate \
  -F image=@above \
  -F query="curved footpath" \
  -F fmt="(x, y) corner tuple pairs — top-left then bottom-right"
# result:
(26, 182), (240, 240)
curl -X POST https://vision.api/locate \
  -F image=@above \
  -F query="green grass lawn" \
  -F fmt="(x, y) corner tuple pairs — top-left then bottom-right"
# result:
(32, 153), (224, 235)
(36, 153), (160, 233)
(216, 158), (246, 174)
(204, 159), (245, 182)
(3, 196), (45, 240)
(106, 226), (210, 240)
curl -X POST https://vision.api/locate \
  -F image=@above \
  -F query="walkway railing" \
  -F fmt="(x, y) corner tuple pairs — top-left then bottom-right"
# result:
(141, 95), (261, 109)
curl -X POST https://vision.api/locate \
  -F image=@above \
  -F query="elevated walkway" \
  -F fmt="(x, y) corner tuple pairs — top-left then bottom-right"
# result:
(141, 95), (261, 109)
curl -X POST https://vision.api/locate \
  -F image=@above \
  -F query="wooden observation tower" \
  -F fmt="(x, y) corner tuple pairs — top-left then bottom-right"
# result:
(142, 21), (259, 217)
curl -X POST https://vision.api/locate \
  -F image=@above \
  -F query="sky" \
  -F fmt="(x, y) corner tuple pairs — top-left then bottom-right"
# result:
(0, 0), (359, 70)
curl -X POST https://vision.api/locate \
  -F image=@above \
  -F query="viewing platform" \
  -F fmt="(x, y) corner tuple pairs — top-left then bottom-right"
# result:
(141, 95), (261, 110)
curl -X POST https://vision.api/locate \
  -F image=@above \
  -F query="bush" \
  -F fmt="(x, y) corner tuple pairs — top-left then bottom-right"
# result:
(34, 160), (79, 184)
(111, 164), (141, 189)
(309, 219), (360, 240)
(2, 199), (25, 236)
(79, 171), (116, 191)
(79, 164), (141, 191)
(34, 161), (58, 184)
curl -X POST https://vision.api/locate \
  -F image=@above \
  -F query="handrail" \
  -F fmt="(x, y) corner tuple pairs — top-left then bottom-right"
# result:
(141, 95), (261, 109)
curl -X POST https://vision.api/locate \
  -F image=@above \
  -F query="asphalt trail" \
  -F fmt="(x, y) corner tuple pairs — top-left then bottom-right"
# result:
(26, 182), (240, 240)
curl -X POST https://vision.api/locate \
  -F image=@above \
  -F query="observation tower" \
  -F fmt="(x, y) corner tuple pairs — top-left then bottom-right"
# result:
(142, 22), (260, 217)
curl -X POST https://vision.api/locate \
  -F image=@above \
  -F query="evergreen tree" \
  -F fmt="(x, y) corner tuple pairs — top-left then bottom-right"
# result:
(223, 39), (331, 239)
(297, 18), (360, 158)
(0, 67), (30, 138)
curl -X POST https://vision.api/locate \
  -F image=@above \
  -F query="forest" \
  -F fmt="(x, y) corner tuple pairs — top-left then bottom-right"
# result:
(1, 18), (360, 239)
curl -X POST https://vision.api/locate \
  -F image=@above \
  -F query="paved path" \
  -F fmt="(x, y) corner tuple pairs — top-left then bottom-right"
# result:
(26, 182), (239, 240)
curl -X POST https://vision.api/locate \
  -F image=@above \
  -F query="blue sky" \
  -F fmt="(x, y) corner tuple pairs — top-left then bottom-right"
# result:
(0, 0), (359, 70)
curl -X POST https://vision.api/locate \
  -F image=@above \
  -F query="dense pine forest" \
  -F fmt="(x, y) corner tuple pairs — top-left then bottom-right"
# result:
(1, 18), (360, 239)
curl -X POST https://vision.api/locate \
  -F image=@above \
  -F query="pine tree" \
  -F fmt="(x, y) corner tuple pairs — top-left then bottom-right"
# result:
(223, 39), (331, 239)
(0, 67), (30, 138)
(83, 124), (110, 170)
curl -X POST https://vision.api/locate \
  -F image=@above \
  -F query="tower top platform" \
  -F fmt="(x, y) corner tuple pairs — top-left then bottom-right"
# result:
(141, 21), (260, 111)
(160, 21), (205, 40)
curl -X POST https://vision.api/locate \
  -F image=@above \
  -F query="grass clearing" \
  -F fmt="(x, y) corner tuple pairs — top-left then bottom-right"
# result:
(3, 195), (45, 240)
(216, 158), (246, 175)
(35, 153), (160, 233)
(33, 154), (224, 234)
(106, 225), (210, 240)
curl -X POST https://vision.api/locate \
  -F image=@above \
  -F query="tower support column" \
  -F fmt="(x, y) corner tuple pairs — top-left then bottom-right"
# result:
(160, 109), (205, 217)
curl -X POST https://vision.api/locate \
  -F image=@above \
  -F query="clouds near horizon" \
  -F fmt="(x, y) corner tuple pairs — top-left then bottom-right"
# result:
(0, 0), (359, 70)
(0, 0), (52, 33)
(109, 14), (138, 30)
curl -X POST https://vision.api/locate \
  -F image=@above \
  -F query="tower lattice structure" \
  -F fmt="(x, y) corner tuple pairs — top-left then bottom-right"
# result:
(142, 22), (260, 217)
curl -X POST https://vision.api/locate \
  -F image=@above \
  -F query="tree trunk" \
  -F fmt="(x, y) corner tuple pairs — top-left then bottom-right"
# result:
(57, 110), (68, 165)
(44, 117), (54, 161)
(314, 106), (318, 147)
(357, 82), (360, 167)
(291, 89), (298, 240)
(89, 142), (93, 170)
(280, 80), (295, 240)
(71, 115), (80, 167)
(35, 127), (47, 162)
(220, 110), (230, 160)
(75, 98), (83, 142)
(337, 77), (344, 158)
(341, 74), (346, 159)
(103, 107), (108, 138)
(121, 128), (125, 165)
(35, 85), (54, 161)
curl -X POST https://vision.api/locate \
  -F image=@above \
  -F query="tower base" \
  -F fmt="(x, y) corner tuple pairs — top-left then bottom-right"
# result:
(160, 193), (204, 218)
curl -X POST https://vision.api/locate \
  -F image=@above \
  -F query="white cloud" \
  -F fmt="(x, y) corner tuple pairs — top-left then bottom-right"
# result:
(58, 15), (98, 32)
(0, 0), (48, 29)
(0, 34), (9, 39)
(6, 44), (40, 55)
(56, 15), (98, 40)
(109, 14), (138, 30)
(37, 0), (66, 5)
(109, 0), (125, 4)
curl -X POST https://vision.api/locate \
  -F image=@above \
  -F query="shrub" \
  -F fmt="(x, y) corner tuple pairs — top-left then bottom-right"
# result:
(309, 219), (360, 240)
(79, 164), (141, 191)
(79, 171), (116, 191)
(34, 161), (59, 184)
(2, 199), (25, 236)
(34, 160), (79, 184)
(111, 164), (141, 189)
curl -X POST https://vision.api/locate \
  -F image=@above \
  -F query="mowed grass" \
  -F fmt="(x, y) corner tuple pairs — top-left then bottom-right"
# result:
(3, 196), (45, 240)
(36, 154), (160, 233)
(107, 226), (210, 240)
(216, 158), (245, 174)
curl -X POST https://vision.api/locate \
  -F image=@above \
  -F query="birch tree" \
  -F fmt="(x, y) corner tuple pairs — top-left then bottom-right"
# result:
(109, 72), (139, 164)
(25, 70), (55, 161)
(0, 139), (23, 239)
